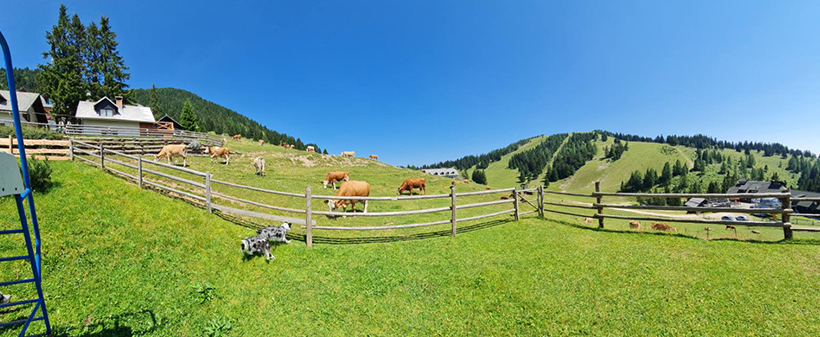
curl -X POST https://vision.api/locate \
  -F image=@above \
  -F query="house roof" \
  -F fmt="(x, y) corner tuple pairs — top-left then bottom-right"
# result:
(684, 198), (706, 208)
(726, 179), (785, 194)
(0, 90), (44, 113)
(75, 97), (155, 123)
(792, 190), (820, 211)
(421, 167), (459, 176)
(158, 115), (182, 127)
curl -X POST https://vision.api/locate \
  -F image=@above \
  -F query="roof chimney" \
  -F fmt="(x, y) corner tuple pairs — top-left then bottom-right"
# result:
(115, 96), (123, 108)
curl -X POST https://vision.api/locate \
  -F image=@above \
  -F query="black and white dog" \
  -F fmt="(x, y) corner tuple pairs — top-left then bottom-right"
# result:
(240, 223), (291, 260)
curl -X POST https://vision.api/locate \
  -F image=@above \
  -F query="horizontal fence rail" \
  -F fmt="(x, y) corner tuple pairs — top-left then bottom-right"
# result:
(69, 140), (541, 247)
(541, 181), (819, 240)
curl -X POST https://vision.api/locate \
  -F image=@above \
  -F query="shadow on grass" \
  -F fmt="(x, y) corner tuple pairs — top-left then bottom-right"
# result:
(551, 218), (820, 246)
(50, 309), (158, 337)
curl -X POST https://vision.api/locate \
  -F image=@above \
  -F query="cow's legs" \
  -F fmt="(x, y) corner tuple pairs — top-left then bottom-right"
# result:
(363, 200), (368, 213)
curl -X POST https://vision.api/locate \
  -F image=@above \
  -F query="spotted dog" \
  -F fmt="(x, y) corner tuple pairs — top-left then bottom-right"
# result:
(240, 223), (291, 261)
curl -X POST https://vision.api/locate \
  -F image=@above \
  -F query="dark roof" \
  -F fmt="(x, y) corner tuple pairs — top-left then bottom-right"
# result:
(684, 198), (706, 208)
(792, 190), (820, 213)
(158, 115), (182, 129)
(726, 179), (785, 194)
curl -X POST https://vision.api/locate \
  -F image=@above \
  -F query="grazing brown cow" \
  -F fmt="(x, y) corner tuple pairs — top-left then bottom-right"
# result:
(323, 171), (350, 189)
(281, 142), (289, 148)
(253, 157), (266, 176)
(341, 151), (355, 157)
(651, 223), (677, 232)
(206, 146), (231, 165)
(325, 181), (370, 216)
(584, 218), (593, 224)
(485, 186), (491, 190)
(306, 146), (315, 152)
(397, 178), (426, 195)
(232, 134), (242, 141)
(288, 144), (295, 149)
(258, 139), (265, 146)
(462, 180), (470, 184)
(500, 196), (509, 200)
(725, 225), (737, 238)
(369, 154), (378, 161)
(629, 221), (641, 230)
(155, 144), (188, 167)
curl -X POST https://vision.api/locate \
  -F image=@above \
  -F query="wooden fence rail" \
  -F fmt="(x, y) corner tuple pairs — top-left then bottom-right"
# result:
(69, 141), (542, 248)
(541, 181), (814, 240)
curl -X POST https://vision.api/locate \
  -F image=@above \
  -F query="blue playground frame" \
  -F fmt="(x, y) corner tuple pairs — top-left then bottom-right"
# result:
(0, 30), (53, 336)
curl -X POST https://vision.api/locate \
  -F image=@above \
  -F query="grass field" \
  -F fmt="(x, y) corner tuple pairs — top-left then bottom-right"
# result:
(2, 139), (820, 336)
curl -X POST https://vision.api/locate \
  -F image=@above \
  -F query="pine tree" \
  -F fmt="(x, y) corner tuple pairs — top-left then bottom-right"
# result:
(149, 84), (162, 118)
(38, 5), (86, 117)
(660, 162), (673, 185)
(98, 16), (130, 99)
(83, 21), (103, 99)
(472, 170), (487, 185)
(179, 99), (198, 131)
(323, 149), (329, 155)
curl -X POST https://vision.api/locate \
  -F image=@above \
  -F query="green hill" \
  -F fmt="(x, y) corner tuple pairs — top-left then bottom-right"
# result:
(2, 142), (820, 335)
(131, 87), (320, 152)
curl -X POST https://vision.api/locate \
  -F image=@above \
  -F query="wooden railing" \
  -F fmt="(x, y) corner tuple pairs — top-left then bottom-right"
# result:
(541, 181), (820, 240)
(14, 120), (221, 145)
(69, 140), (542, 248)
(0, 135), (70, 161)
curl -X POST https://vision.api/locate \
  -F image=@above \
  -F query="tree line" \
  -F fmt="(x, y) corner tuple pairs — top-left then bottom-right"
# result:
(788, 155), (820, 192)
(507, 133), (568, 183)
(547, 132), (598, 181)
(599, 130), (815, 159)
(417, 138), (530, 171)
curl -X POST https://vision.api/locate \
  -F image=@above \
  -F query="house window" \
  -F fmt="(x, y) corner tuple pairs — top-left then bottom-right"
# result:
(100, 107), (115, 117)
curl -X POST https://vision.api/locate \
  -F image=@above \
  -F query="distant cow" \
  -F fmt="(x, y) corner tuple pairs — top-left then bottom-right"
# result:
(629, 221), (641, 230)
(282, 142), (289, 148)
(341, 151), (355, 157)
(323, 171), (350, 189)
(584, 218), (593, 224)
(289, 144), (295, 149)
(397, 178), (426, 195)
(651, 223), (677, 232)
(155, 144), (188, 167)
(485, 186), (491, 190)
(325, 181), (370, 216)
(369, 154), (378, 161)
(253, 157), (266, 176)
(462, 180), (470, 184)
(206, 146), (231, 165)
(306, 146), (315, 152)
(232, 134), (242, 141)
(258, 139), (265, 146)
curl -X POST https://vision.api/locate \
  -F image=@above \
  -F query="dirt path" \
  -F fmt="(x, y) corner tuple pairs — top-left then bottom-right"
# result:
(676, 147), (694, 167)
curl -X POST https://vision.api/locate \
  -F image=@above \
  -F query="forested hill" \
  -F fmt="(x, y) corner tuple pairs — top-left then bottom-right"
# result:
(131, 87), (320, 152)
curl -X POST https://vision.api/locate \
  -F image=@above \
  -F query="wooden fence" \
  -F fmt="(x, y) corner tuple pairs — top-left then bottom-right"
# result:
(69, 140), (543, 248)
(0, 135), (70, 161)
(542, 181), (820, 240)
(15, 120), (222, 145)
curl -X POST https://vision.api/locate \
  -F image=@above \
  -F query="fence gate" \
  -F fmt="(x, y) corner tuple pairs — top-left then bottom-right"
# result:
(1, 31), (52, 336)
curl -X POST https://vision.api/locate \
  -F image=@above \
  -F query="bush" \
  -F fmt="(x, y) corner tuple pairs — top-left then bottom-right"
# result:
(0, 125), (63, 140)
(472, 169), (487, 185)
(25, 158), (54, 192)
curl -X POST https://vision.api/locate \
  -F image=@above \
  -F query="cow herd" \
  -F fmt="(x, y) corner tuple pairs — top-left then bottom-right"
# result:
(319, 170), (430, 216)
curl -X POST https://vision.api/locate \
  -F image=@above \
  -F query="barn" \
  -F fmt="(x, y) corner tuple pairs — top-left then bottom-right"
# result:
(421, 167), (459, 179)
(0, 90), (49, 125)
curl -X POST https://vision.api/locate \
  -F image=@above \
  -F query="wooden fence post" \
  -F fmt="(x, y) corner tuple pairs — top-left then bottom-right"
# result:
(450, 185), (457, 237)
(537, 185), (544, 218)
(513, 188), (520, 221)
(205, 172), (212, 213)
(68, 139), (74, 161)
(305, 186), (313, 249)
(99, 143), (105, 170)
(8, 135), (12, 154)
(781, 188), (792, 240)
(138, 155), (143, 188)
(595, 181), (604, 228)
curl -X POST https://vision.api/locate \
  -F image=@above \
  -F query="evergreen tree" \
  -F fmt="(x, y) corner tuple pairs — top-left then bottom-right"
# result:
(149, 84), (162, 117)
(323, 149), (329, 155)
(83, 21), (103, 99)
(38, 5), (86, 117)
(98, 16), (130, 99)
(660, 162), (673, 185)
(472, 169), (487, 185)
(179, 99), (198, 131)
(707, 181), (721, 193)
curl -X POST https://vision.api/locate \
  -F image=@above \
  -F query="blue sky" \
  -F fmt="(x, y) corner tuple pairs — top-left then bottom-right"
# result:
(3, 1), (819, 165)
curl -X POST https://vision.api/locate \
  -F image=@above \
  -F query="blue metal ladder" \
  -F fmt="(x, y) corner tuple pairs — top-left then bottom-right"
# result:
(0, 30), (52, 337)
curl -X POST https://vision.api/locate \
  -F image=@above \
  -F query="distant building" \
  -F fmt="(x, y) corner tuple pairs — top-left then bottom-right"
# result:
(421, 167), (459, 179)
(74, 96), (155, 133)
(684, 198), (707, 208)
(791, 190), (820, 216)
(156, 115), (182, 130)
(726, 178), (786, 201)
(0, 90), (49, 125)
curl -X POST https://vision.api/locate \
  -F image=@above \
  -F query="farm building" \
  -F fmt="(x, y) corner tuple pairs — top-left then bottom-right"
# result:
(684, 197), (707, 208)
(0, 90), (49, 125)
(421, 167), (459, 179)
(74, 96), (155, 134)
(726, 179), (786, 201)
(156, 115), (182, 130)
(791, 190), (820, 216)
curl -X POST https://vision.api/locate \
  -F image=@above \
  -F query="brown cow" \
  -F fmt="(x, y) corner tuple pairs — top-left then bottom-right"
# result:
(651, 223), (677, 232)
(462, 180), (470, 184)
(584, 218), (593, 224)
(281, 142), (289, 148)
(232, 134), (242, 141)
(369, 154), (378, 161)
(629, 221), (641, 230)
(485, 186), (491, 190)
(206, 146), (231, 165)
(323, 171), (350, 189)
(397, 178), (426, 195)
(258, 139), (265, 146)
(155, 144), (188, 167)
(341, 151), (355, 157)
(288, 144), (295, 149)
(306, 146), (315, 152)
(325, 181), (370, 216)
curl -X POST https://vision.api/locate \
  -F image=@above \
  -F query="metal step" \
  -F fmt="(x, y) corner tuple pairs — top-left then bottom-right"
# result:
(0, 298), (38, 309)
(0, 255), (29, 262)
(0, 229), (23, 235)
(0, 278), (35, 287)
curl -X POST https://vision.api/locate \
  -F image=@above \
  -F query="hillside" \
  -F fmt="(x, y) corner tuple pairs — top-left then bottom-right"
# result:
(2, 144), (820, 335)
(131, 87), (320, 152)
(438, 131), (817, 194)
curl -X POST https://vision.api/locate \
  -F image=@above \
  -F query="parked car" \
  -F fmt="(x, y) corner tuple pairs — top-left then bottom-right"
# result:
(735, 215), (749, 221)
(721, 216), (735, 221)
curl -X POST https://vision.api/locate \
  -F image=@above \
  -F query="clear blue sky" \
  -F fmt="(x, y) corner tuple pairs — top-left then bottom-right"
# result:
(3, 1), (819, 165)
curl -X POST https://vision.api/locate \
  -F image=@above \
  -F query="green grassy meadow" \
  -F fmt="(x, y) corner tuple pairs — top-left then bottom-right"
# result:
(1, 138), (819, 336)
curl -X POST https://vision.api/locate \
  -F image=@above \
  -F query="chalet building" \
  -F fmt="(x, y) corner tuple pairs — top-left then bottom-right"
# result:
(421, 167), (459, 179)
(156, 115), (182, 130)
(0, 90), (49, 125)
(792, 190), (820, 216)
(74, 96), (155, 133)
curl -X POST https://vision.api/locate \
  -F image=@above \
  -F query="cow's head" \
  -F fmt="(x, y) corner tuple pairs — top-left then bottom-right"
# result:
(322, 180), (329, 189)
(343, 174), (350, 181)
(324, 199), (345, 214)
